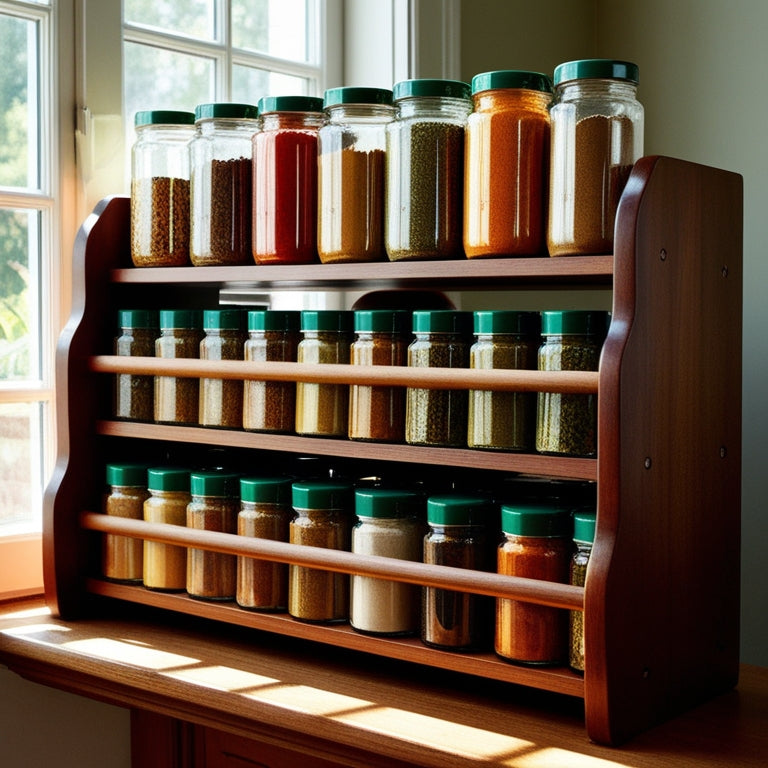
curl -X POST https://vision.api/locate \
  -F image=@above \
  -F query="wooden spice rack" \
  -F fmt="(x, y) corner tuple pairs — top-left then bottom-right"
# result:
(43, 155), (743, 746)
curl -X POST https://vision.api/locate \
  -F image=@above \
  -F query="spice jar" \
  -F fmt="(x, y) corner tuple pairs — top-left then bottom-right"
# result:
(349, 309), (410, 442)
(252, 96), (324, 264)
(468, 310), (540, 451)
(102, 463), (150, 582)
(495, 501), (572, 665)
(186, 470), (240, 601)
(464, 71), (552, 258)
(130, 110), (195, 267)
(422, 494), (494, 650)
(288, 480), (353, 623)
(405, 310), (472, 447)
(547, 60), (643, 257)
(536, 310), (607, 457)
(190, 102), (259, 266)
(143, 467), (191, 591)
(243, 310), (300, 433)
(350, 488), (423, 636)
(114, 309), (158, 421)
(385, 79), (472, 261)
(237, 476), (293, 611)
(198, 308), (245, 428)
(295, 310), (353, 437)
(154, 309), (203, 425)
(318, 87), (393, 264)
(569, 508), (596, 672)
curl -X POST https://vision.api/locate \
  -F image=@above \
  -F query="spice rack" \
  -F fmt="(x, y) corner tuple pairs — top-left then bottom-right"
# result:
(43, 155), (742, 746)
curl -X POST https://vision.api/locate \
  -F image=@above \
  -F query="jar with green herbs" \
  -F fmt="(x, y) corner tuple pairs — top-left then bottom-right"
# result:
(536, 310), (608, 456)
(569, 508), (596, 672)
(405, 310), (472, 447)
(237, 476), (293, 611)
(468, 310), (540, 451)
(114, 309), (158, 421)
(242, 310), (300, 433)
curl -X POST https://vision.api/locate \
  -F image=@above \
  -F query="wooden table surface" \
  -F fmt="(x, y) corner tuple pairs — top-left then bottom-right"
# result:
(0, 597), (765, 767)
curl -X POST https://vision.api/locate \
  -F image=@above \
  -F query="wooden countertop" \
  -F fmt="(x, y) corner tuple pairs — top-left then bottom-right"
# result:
(0, 597), (765, 767)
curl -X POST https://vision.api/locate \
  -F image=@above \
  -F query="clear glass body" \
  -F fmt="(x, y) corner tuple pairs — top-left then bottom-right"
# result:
(114, 326), (155, 421)
(190, 117), (258, 265)
(131, 123), (193, 267)
(569, 540), (592, 672)
(464, 89), (551, 257)
(199, 327), (245, 428)
(102, 484), (149, 582)
(385, 97), (471, 261)
(318, 103), (393, 263)
(154, 327), (203, 425)
(253, 112), (323, 264)
(547, 79), (644, 256)
(143, 488), (190, 591)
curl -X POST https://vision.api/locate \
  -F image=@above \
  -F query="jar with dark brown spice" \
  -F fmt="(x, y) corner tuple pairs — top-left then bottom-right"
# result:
(114, 309), (158, 421)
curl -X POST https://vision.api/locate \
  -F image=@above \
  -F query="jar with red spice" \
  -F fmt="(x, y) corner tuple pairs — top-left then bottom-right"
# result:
(252, 96), (324, 265)
(464, 71), (552, 258)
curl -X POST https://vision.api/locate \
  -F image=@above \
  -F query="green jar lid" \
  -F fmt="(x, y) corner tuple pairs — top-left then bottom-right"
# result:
(106, 463), (149, 487)
(190, 470), (241, 497)
(471, 70), (553, 95)
(500, 502), (572, 537)
(134, 110), (195, 127)
(393, 78), (471, 102)
(258, 95), (324, 114)
(158, 309), (203, 330)
(248, 309), (301, 332)
(355, 488), (422, 519)
(291, 480), (353, 510)
(323, 86), (394, 108)
(426, 494), (494, 526)
(540, 310), (608, 336)
(240, 476), (293, 504)
(554, 59), (639, 86)
(412, 310), (473, 335)
(473, 310), (540, 336)
(574, 510), (597, 544)
(300, 309), (353, 333)
(354, 309), (411, 334)
(203, 308), (244, 331)
(118, 309), (158, 330)
(194, 102), (259, 121)
(147, 467), (191, 492)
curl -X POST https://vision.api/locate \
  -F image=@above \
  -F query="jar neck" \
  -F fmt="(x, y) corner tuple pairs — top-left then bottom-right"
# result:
(136, 125), (195, 143)
(198, 117), (260, 136)
(556, 78), (639, 104)
(473, 89), (551, 114)
(261, 112), (323, 131)
(395, 96), (472, 123)
(326, 104), (395, 125)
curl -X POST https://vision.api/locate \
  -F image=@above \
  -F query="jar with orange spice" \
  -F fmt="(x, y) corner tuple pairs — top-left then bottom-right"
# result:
(464, 71), (552, 258)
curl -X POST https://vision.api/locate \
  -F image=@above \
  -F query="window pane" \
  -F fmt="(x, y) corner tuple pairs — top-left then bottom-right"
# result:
(0, 13), (39, 189)
(124, 0), (215, 41)
(0, 209), (41, 382)
(232, 65), (308, 103)
(232, 0), (309, 62)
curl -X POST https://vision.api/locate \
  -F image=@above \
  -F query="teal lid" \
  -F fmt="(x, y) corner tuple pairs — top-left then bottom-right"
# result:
(300, 310), (353, 333)
(473, 310), (540, 336)
(292, 480), (353, 510)
(240, 476), (293, 504)
(158, 309), (203, 330)
(194, 102), (259, 121)
(500, 502), (572, 537)
(323, 87), (393, 108)
(147, 467), (191, 492)
(106, 463), (150, 487)
(574, 510), (597, 544)
(471, 70), (553, 95)
(203, 308), (244, 331)
(393, 78), (471, 101)
(412, 310), (473, 335)
(354, 309), (411, 334)
(135, 110), (195, 127)
(248, 309), (301, 332)
(118, 309), (158, 330)
(355, 488), (422, 519)
(190, 470), (240, 497)
(426, 494), (494, 526)
(540, 310), (608, 336)
(258, 95), (324, 114)
(554, 59), (639, 86)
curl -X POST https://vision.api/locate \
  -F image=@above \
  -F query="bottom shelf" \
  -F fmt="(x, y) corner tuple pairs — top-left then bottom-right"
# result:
(86, 578), (585, 699)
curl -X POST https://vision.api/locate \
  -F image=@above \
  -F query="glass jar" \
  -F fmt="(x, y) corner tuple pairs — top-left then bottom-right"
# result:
(243, 309), (300, 433)
(464, 71), (552, 258)
(237, 476), (293, 611)
(348, 309), (410, 442)
(350, 488), (423, 636)
(547, 59), (644, 257)
(295, 310), (353, 437)
(130, 110), (195, 267)
(569, 508), (596, 672)
(318, 87), (394, 264)
(495, 502), (572, 665)
(536, 310), (608, 457)
(102, 463), (150, 583)
(199, 308), (246, 428)
(468, 310), (540, 451)
(190, 102), (259, 266)
(114, 308), (158, 421)
(154, 309), (203, 425)
(143, 467), (191, 591)
(186, 470), (240, 601)
(385, 79), (472, 261)
(252, 96), (324, 264)
(288, 480), (353, 623)
(405, 310), (472, 447)
(422, 494), (494, 650)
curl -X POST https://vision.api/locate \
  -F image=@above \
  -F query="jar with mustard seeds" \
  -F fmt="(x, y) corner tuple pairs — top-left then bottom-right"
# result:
(569, 508), (596, 672)
(114, 309), (158, 421)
